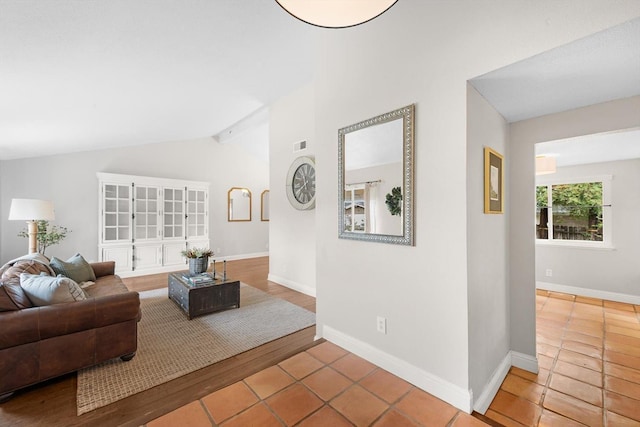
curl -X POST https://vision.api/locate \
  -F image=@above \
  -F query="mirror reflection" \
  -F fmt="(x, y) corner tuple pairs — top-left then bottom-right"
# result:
(261, 190), (270, 221)
(228, 187), (252, 222)
(338, 104), (415, 245)
(344, 118), (404, 235)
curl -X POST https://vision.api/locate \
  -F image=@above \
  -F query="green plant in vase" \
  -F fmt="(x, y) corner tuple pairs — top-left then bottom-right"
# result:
(385, 186), (402, 216)
(17, 220), (70, 257)
(181, 247), (214, 275)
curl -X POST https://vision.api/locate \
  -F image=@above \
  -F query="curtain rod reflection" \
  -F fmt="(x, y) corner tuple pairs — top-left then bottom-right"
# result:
(345, 179), (382, 186)
(538, 204), (612, 208)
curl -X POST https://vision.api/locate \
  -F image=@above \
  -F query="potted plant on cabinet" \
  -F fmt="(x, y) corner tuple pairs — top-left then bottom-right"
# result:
(181, 247), (214, 275)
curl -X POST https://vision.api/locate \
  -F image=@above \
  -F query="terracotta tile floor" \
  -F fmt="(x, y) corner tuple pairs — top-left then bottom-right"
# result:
(486, 290), (640, 426)
(146, 341), (487, 427)
(146, 290), (640, 426)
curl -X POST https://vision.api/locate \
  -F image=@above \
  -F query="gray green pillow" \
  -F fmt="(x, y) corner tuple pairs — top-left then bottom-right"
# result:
(50, 253), (96, 283)
(20, 273), (87, 306)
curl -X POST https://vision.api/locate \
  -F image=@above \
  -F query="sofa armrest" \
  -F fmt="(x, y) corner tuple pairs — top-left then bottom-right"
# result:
(90, 261), (116, 278)
(0, 292), (140, 350)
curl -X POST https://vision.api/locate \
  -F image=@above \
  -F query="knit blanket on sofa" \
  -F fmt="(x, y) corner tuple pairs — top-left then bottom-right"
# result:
(0, 253), (55, 277)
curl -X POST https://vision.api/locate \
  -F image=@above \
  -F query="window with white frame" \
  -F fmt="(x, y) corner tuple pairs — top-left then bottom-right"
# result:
(344, 184), (366, 232)
(536, 175), (612, 246)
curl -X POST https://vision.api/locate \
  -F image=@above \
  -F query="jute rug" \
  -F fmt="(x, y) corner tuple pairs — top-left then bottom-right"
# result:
(76, 284), (316, 415)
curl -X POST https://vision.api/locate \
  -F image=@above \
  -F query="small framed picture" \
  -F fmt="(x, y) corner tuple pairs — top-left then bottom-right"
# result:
(484, 147), (504, 214)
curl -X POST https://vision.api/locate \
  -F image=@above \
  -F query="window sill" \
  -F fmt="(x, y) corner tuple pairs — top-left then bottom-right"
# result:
(535, 240), (615, 251)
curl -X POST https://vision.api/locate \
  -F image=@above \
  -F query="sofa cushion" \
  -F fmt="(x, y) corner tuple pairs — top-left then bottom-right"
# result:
(0, 285), (19, 311)
(20, 273), (87, 306)
(50, 254), (96, 283)
(84, 275), (130, 298)
(0, 279), (33, 310)
(89, 261), (115, 278)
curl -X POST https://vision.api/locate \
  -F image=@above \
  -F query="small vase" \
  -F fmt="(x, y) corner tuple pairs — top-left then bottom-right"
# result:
(189, 257), (209, 275)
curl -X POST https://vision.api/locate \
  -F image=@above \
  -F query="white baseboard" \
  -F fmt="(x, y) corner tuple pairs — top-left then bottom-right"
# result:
(268, 273), (316, 297)
(473, 352), (511, 414)
(321, 325), (473, 413)
(537, 281), (640, 305)
(118, 264), (186, 278)
(472, 351), (538, 414)
(215, 251), (269, 262)
(511, 351), (539, 374)
(117, 252), (269, 278)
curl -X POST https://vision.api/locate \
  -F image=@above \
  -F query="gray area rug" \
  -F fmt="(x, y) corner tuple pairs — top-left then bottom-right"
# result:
(76, 284), (316, 415)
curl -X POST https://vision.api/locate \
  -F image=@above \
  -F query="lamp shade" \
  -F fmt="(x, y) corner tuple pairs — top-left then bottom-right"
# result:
(535, 156), (557, 175)
(8, 199), (55, 221)
(275, 0), (398, 28)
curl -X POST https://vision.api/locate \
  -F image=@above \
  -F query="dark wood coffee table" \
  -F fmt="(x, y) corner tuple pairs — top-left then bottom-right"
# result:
(168, 272), (240, 319)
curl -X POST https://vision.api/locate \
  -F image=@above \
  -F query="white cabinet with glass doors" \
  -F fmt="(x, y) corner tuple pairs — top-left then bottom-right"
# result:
(98, 173), (210, 276)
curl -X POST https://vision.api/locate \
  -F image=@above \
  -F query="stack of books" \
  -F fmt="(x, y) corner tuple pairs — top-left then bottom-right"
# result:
(183, 273), (214, 286)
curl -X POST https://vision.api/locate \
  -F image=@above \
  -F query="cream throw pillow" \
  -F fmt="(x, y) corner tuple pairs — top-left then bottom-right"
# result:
(20, 273), (87, 306)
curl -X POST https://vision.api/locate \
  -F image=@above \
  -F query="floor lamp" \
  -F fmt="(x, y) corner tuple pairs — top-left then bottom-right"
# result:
(8, 199), (56, 254)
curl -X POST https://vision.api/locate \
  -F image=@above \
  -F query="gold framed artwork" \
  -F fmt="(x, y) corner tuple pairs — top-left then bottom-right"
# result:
(484, 147), (504, 214)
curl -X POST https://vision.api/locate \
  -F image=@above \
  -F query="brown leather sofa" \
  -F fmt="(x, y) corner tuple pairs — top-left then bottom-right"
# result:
(0, 259), (141, 401)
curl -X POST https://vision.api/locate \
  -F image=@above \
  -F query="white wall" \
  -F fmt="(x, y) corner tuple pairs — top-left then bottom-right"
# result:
(213, 129), (271, 258)
(466, 85), (510, 410)
(304, 0), (640, 413)
(510, 96), (640, 354)
(0, 137), (269, 263)
(268, 84), (316, 296)
(536, 158), (640, 300)
(345, 162), (403, 235)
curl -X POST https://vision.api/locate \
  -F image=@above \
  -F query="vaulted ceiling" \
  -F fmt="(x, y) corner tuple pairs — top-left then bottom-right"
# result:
(1, 3), (638, 161)
(0, 1), (314, 159)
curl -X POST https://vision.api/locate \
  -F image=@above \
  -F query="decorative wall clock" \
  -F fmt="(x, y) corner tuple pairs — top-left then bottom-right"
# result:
(286, 156), (316, 210)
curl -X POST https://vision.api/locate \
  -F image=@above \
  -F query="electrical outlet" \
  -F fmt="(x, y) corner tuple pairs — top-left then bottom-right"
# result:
(376, 316), (387, 334)
(216, 248), (221, 254)
(545, 269), (553, 277)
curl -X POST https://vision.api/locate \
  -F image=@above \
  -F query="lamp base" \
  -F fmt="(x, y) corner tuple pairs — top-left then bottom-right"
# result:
(27, 221), (38, 254)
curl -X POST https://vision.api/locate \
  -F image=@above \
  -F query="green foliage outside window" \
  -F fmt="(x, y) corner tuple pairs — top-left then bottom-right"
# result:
(551, 182), (602, 219)
(536, 186), (548, 208)
(536, 182), (603, 241)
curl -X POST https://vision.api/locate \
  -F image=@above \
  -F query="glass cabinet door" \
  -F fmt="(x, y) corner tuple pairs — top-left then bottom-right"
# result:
(103, 183), (131, 242)
(134, 185), (160, 241)
(163, 187), (184, 239)
(99, 173), (209, 274)
(187, 189), (207, 239)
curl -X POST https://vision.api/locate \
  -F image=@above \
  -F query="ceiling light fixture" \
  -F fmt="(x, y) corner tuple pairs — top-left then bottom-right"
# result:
(275, 0), (398, 29)
(535, 156), (557, 175)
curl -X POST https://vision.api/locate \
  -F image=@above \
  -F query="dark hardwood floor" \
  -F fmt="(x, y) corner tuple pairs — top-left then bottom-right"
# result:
(0, 257), (318, 427)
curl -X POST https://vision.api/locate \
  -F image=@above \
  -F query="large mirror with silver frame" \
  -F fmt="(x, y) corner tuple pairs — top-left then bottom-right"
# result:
(338, 104), (415, 245)
(228, 187), (252, 222)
